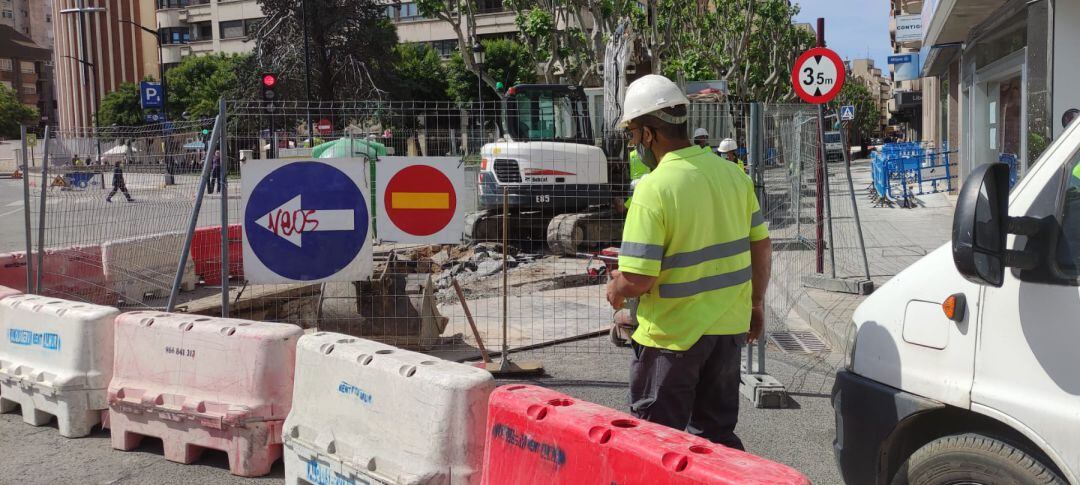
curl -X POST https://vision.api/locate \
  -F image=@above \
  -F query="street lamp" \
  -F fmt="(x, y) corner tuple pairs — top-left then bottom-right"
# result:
(472, 41), (485, 148)
(118, 19), (167, 120)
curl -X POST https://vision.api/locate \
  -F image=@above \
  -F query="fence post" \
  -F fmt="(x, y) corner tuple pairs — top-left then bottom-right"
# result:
(838, 119), (872, 283)
(35, 126), (51, 293)
(220, 98), (230, 318)
(166, 110), (225, 312)
(20, 125), (33, 293)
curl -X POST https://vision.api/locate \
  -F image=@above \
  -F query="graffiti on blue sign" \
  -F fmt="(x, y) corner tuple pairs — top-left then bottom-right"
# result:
(306, 458), (366, 485)
(338, 381), (373, 404)
(8, 329), (61, 351)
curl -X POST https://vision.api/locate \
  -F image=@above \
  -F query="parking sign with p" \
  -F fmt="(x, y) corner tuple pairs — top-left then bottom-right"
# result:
(140, 81), (163, 109)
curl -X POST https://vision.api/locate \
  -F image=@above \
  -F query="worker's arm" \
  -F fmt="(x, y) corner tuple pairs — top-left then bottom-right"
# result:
(748, 237), (772, 343)
(606, 270), (656, 309)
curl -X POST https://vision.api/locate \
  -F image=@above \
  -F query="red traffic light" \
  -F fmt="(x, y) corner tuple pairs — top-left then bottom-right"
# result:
(262, 74), (277, 88)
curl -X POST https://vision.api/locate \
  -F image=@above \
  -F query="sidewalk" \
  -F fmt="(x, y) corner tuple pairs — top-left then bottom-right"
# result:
(792, 159), (955, 352)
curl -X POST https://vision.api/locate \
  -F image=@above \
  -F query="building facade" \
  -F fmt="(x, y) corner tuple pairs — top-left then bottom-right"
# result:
(919, 0), (1076, 186)
(156, 0), (264, 70)
(848, 58), (893, 137)
(53, 0), (158, 131)
(0, 0), (56, 127)
(888, 0), (925, 142)
(0, 25), (49, 114)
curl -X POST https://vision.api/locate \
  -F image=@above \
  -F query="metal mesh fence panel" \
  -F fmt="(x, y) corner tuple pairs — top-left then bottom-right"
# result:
(25, 119), (217, 307)
(22, 98), (869, 369)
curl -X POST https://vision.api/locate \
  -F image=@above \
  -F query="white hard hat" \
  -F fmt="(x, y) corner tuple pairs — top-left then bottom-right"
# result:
(617, 75), (690, 129)
(718, 138), (738, 153)
(693, 128), (709, 139)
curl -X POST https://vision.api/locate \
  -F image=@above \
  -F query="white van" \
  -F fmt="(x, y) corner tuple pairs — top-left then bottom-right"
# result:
(833, 122), (1080, 485)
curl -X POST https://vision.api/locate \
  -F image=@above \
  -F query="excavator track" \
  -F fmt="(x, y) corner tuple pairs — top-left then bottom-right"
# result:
(546, 209), (624, 255)
(463, 209), (549, 244)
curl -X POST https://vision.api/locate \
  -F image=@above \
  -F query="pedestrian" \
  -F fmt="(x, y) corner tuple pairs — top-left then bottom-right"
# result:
(717, 138), (746, 172)
(605, 74), (772, 450)
(106, 161), (134, 203)
(207, 149), (222, 194)
(693, 128), (710, 149)
(71, 154), (81, 167)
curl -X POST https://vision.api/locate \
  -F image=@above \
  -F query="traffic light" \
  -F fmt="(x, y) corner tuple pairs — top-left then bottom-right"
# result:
(260, 73), (278, 101)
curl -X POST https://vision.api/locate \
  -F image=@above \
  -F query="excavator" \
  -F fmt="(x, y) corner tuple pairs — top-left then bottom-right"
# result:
(464, 84), (630, 254)
(464, 21), (640, 254)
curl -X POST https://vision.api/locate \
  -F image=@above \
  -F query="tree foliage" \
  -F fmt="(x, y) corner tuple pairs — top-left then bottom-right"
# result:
(393, 43), (449, 101)
(837, 80), (879, 142)
(254, 0), (399, 100)
(165, 53), (251, 119)
(97, 82), (145, 127)
(0, 83), (39, 137)
(446, 38), (536, 103)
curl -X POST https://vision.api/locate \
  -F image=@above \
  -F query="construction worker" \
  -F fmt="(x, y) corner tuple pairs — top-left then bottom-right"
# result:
(693, 128), (710, 149)
(717, 138), (746, 172)
(606, 74), (772, 450)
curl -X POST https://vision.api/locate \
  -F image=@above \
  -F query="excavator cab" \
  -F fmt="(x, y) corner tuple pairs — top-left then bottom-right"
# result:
(501, 85), (594, 145)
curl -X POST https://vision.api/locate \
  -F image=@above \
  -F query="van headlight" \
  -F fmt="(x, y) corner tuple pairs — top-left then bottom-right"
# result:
(843, 321), (858, 371)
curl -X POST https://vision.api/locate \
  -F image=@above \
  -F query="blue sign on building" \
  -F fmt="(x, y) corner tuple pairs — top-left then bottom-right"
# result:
(242, 160), (372, 283)
(140, 81), (163, 109)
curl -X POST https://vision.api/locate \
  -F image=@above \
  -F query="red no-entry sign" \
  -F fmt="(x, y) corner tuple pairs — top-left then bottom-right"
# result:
(791, 47), (845, 104)
(383, 164), (457, 237)
(316, 119), (333, 135)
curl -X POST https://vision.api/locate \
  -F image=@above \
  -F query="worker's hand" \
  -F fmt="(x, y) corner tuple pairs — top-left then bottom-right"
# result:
(747, 305), (765, 344)
(606, 270), (625, 310)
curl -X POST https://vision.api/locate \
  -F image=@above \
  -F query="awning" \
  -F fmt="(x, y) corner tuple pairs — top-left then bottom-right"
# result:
(921, 42), (963, 78)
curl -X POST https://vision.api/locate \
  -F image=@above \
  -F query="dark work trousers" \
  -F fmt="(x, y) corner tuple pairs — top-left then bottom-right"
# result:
(107, 178), (133, 201)
(629, 334), (746, 450)
(207, 166), (221, 194)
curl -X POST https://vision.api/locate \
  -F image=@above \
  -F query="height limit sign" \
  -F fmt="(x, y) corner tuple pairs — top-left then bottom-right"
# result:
(792, 47), (845, 104)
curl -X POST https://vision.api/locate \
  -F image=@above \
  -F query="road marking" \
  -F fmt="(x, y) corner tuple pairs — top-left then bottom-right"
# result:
(0, 208), (23, 217)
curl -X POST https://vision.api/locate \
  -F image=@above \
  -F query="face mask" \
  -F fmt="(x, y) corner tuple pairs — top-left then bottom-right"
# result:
(635, 128), (658, 170)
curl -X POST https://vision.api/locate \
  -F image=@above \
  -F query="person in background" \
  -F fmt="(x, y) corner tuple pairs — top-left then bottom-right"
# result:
(105, 161), (134, 203)
(693, 128), (710, 149)
(717, 138), (746, 172)
(606, 74), (772, 449)
(71, 154), (81, 167)
(207, 150), (221, 194)
(1062, 108), (1079, 130)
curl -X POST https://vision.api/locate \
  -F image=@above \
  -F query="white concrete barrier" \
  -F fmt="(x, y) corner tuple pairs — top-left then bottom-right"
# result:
(101, 232), (197, 300)
(0, 294), (119, 437)
(283, 332), (495, 485)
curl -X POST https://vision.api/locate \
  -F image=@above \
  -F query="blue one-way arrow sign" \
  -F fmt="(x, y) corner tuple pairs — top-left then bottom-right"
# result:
(242, 159), (372, 283)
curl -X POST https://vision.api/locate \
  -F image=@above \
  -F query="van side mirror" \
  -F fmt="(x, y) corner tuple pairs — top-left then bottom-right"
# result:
(952, 163), (1011, 287)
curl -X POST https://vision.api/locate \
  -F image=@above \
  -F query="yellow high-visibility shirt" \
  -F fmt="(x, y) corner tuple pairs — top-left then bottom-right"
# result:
(618, 146), (768, 350)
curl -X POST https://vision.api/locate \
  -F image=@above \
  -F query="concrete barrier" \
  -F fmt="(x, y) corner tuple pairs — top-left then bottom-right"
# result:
(0, 294), (119, 437)
(107, 312), (303, 476)
(283, 332), (494, 485)
(102, 232), (197, 300)
(482, 385), (811, 485)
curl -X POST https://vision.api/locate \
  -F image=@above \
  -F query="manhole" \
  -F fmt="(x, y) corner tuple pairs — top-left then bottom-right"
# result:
(769, 330), (829, 354)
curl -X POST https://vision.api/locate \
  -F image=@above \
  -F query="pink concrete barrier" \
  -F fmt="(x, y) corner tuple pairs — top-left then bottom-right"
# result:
(107, 312), (303, 477)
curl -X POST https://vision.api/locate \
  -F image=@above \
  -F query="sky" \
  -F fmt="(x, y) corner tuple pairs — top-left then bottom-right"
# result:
(793, 0), (893, 78)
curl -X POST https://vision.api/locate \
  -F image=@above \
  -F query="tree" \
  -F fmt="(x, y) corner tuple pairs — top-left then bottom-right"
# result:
(392, 43), (449, 101)
(0, 84), (38, 138)
(164, 53), (251, 120)
(836, 80), (879, 148)
(254, 0), (399, 100)
(446, 38), (536, 103)
(97, 82), (145, 127)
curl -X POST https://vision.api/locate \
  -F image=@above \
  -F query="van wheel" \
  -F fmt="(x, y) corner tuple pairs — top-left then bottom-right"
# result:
(891, 433), (1065, 485)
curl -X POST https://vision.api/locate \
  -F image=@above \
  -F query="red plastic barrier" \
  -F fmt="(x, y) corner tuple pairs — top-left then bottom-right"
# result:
(191, 225), (243, 285)
(0, 248), (113, 305)
(482, 385), (810, 485)
(107, 311), (303, 477)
